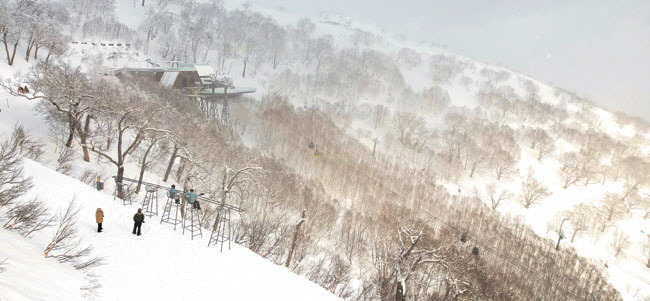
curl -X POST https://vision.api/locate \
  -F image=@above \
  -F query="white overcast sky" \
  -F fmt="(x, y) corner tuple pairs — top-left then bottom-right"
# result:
(251, 0), (650, 120)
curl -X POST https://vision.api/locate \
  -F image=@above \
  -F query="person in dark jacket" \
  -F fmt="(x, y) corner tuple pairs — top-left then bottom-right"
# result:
(187, 189), (204, 210)
(133, 208), (145, 236)
(23, 86), (29, 93)
(96, 208), (104, 232)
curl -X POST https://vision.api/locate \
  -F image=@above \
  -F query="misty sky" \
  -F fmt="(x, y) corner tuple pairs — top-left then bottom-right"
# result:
(252, 0), (650, 120)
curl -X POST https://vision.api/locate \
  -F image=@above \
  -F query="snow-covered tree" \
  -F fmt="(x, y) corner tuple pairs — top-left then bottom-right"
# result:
(520, 169), (550, 208)
(567, 204), (592, 242)
(594, 193), (624, 233)
(396, 47), (421, 69)
(610, 230), (630, 258)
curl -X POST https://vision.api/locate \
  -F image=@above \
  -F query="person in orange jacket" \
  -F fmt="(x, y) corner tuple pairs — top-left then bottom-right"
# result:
(96, 208), (104, 232)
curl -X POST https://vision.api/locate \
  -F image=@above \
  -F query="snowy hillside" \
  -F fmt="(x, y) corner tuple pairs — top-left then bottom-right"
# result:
(2, 0), (650, 300)
(0, 159), (339, 301)
(0, 76), (339, 300)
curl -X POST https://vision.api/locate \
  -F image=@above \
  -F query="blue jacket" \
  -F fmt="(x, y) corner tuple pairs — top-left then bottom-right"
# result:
(188, 192), (199, 204)
(169, 187), (179, 199)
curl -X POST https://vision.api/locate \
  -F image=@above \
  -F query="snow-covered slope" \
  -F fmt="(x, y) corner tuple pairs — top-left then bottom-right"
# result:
(0, 158), (339, 301)
(3, 1), (650, 299)
(0, 61), (339, 299)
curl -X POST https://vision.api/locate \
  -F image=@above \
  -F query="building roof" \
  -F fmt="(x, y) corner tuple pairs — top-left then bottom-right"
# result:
(160, 71), (179, 87)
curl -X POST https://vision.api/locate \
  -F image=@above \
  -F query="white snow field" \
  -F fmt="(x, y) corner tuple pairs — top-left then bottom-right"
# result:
(0, 159), (339, 301)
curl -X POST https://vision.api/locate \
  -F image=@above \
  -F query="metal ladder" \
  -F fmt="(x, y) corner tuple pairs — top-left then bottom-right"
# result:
(141, 185), (158, 217)
(208, 207), (232, 252)
(160, 197), (182, 230)
(182, 205), (203, 240)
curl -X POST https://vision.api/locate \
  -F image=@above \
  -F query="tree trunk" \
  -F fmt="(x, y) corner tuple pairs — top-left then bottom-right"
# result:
(34, 44), (40, 59)
(202, 46), (210, 62)
(175, 157), (186, 182)
(80, 114), (92, 162)
(469, 163), (479, 178)
(135, 141), (156, 194)
(395, 280), (405, 301)
(116, 165), (125, 199)
(8, 39), (18, 66)
(2, 32), (10, 65)
(162, 145), (178, 182)
(285, 210), (306, 268)
(45, 41), (56, 64)
(242, 57), (247, 78)
(65, 114), (76, 148)
(25, 36), (34, 62)
(555, 235), (562, 251)
(571, 230), (578, 243)
(272, 51), (278, 70)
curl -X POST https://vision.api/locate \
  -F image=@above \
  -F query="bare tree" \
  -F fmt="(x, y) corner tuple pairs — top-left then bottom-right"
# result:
(474, 183), (511, 210)
(548, 210), (571, 250)
(339, 210), (367, 264)
(568, 204), (592, 242)
(520, 169), (550, 209)
(393, 112), (433, 152)
(0, 129), (33, 209)
(42, 199), (105, 270)
(2, 63), (95, 161)
(285, 209), (306, 268)
(88, 80), (163, 199)
(396, 47), (421, 69)
(491, 148), (518, 180)
(393, 228), (454, 301)
(3, 198), (55, 237)
(218, 166), (262, 206)
(621, 185), (642, 214)
(44, 200), (85, 261)
(466, 141), (489, 178)
(135, 132), (166, 194)
(8, 124), (44, 160)
(559, 152), (587, 189)
(525, 128), (555, 161)
(610, 230), (630, 258)
(55, 146), (75, 175)
(595, 193), (624, 233)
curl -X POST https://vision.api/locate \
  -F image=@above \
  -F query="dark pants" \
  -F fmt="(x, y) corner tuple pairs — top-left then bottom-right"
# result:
(192, 201), (201, 210)
(133, 222), (142, 235)
(175, 198), (180, 204)
(97, 223), (102, 232)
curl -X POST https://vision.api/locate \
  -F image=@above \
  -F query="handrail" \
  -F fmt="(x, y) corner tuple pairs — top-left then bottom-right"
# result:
(112, 176), (244, 212)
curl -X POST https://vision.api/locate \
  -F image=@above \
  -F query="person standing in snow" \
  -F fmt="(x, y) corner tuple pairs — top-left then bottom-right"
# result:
(96, 208), (104, 232)
(133, 208), (145, 236)
(187, 189), (204, 210)
(169, 184), (181, 204)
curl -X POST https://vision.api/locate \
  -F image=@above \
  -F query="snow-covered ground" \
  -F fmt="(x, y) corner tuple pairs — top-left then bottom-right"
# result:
(0, 59), (339, 300)
(2, 1), (650, 299)
(1, 159), (339, 300)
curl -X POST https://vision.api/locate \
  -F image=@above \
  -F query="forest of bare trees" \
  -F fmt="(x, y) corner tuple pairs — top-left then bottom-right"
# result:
(4, 0), (650, 299)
